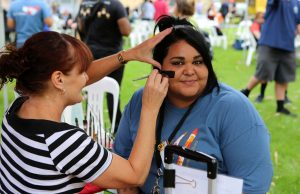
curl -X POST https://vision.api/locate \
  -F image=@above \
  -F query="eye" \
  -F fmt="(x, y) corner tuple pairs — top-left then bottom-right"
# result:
(193, 60), (204, 65)
(171, 61), (184, 66)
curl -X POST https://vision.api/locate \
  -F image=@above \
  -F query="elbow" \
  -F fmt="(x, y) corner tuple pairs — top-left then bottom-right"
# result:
(121, 26), (132, 37)
(45, 18), (54, 27)
(127, 174), (147, 187)
(122, 29), (131, 37)
(136, 177), (146, 186)
(7, 24), (14, 29)
(47, 21), (54, 27)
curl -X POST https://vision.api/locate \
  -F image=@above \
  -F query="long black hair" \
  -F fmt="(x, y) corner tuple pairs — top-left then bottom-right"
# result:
(153, 15), (219, 96)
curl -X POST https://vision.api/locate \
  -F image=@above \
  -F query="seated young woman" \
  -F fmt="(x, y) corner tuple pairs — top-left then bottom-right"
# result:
(114, 16), (273, 194)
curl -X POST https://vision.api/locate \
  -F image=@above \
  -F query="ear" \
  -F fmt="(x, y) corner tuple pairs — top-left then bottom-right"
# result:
(51, 71), (64, 90)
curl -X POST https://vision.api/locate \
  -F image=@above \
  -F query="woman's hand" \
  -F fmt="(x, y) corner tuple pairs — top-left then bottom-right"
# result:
(125, 27), (172, 69)
(86, 27), (172, 86)
(142, 69), (169, 112)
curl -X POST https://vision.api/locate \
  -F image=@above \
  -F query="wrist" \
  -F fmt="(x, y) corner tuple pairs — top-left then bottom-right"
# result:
(141, 105), (159, 117)
(117, 50), (128, 65)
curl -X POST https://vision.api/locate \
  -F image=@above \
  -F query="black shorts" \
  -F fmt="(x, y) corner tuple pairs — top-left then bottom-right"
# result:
(255, 45), (296, 83)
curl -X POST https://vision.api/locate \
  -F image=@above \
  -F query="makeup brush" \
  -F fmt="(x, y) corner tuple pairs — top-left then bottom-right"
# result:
(132, 70), (175, 81)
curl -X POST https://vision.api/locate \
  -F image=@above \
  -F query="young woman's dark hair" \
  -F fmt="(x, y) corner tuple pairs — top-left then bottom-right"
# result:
(153, 15), (219, 96)
(0, 31), (93, 95)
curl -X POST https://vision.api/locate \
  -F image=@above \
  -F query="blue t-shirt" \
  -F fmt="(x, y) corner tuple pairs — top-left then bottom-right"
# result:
(259, 0), (300, 51)
(114, 83), (273, 194)
(7, 0), (52, 48)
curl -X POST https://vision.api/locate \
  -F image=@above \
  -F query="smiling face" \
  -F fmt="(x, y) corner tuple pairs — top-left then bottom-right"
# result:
(162, 40), (208, 108)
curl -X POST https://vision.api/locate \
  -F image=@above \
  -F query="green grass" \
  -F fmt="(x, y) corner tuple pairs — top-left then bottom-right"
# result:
(1, 29), (300, 193)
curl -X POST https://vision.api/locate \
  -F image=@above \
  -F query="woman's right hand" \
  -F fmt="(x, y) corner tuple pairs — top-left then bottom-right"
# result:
(125, 27), (172, 69)
(142, 69), (169, 112)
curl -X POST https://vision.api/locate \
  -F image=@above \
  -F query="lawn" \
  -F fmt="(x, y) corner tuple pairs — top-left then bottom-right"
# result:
(1, 28), (300, 193)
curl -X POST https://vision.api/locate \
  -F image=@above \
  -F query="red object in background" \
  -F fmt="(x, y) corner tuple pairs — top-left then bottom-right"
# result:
(79, 183), (104, 194)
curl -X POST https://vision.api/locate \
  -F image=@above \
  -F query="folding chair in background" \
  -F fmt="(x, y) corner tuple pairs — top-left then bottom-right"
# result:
(83, 76), (120, 149)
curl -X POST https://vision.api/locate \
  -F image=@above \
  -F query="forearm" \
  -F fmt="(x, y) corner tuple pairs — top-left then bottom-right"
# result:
(86, 27), (172, 85)
(7, 19), (15, 29)
(86, 50), (133, 85)
(127, 107), (158, 184)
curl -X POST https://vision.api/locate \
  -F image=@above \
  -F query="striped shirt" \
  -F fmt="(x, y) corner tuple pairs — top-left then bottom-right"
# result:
(0, 97), (112, 193)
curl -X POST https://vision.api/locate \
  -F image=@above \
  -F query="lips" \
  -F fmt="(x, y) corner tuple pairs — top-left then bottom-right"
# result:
(181, 80), (197, 85)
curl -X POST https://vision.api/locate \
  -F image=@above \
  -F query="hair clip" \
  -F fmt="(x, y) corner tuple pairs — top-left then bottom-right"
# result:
(132, 70), (175, 81)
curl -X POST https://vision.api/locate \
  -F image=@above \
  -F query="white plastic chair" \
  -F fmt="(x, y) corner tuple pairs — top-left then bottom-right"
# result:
(195, 16), (227, 50)
(83, 77), (120, 148)
(235, 20), (254, 65)
(245, 33), (257, 66)
(129, 19), (154, 47)
(295, 34), (300, 48)
(61, 102), (85, 128)
(235, 20), (253, 42)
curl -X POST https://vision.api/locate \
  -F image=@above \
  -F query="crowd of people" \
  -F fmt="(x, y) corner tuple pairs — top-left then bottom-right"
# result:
(1, 0), (300, 193)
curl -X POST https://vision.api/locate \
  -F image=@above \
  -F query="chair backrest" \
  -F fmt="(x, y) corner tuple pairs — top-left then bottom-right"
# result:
(61, 102), (85, 128)
(236, 20), (252, 40)
(83, 76), (120, 147)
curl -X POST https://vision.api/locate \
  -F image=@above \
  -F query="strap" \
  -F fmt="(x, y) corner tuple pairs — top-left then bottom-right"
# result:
(154, 99), (198, 171)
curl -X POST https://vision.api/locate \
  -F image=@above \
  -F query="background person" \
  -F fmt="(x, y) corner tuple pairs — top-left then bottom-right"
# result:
(250, 12), (264, 42)
(241, 0), (300, 116)
(153, 0), (169, 21)
(114, 16), (273, 194)
(173, 0), (214, 59)
(78, 0), (131, 132)
(250, 12), (291, 104)
(0, 28), (171, 193)
(140, 0), (155, 20)
(6, 0), (53, 48)
(250, 11), (267, 103)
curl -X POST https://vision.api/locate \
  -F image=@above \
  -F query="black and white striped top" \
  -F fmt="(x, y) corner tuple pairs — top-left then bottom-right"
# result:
(0, 97), (112, 193)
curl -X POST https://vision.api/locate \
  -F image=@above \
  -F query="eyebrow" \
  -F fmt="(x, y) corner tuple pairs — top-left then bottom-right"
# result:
(193, 55), (203, 59)
(170, 56), (184, 60)
(169, 55), (202, 60)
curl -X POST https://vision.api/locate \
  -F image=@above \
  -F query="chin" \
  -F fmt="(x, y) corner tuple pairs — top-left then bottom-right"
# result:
(181, 89), (202, 97)
(68, 96), (83, 106)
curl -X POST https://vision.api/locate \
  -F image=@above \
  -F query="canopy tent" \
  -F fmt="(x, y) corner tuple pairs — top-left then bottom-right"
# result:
(247, 0), (267, 15)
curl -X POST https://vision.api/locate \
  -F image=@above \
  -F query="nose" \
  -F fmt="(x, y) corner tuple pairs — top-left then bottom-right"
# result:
(183, 63), (195, 75)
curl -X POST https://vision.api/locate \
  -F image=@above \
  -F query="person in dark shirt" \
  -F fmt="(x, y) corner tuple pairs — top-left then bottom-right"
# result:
(78, 0), (131, 132)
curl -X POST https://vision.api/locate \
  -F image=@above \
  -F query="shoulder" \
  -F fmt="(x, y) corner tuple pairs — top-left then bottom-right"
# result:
(45, 127), (86, 139)
(211, 83), (262, 122)
(106, 0), (126, 15)
(108, 0), (124, 7)
(213, 83), (248, 106)
(125, 88), (144, 112)
(121, 88), (144, 123)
